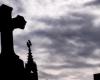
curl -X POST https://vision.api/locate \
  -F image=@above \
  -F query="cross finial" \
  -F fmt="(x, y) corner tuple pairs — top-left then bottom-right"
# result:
(27, 40), (32, 53)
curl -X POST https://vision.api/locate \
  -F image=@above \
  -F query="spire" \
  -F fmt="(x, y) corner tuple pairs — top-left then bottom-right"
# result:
(27, 40), (34, 63)
(25, 40), (38, 80)
(27, 40), (32, 53)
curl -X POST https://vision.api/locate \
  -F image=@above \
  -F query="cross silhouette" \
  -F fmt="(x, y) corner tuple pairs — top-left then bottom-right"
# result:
(0, 4), (26, 56)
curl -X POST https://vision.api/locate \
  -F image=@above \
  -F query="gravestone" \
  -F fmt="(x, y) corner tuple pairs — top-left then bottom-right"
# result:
(0, 4), (26, 80)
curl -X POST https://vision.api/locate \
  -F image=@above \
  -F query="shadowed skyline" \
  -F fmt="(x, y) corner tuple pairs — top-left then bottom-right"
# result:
(0, 0), (100, 80)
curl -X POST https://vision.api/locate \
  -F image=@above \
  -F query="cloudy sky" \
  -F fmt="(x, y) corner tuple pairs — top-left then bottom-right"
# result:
(1, 0), (100, 80)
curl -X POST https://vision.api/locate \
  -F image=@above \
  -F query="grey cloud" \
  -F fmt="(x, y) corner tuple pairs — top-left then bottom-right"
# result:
(33, 13), (98, 54)
(35, 13), (93, 28)
(43, 63), (99, 69)
(0, 0), (25, 14)
(12, 12), (100, 73)
(10, 13), (100, 78)
(39, 71), (62, 80)
(12, 0), (25, 13)
(0, 1), (100, 79)
(15, 12), (100, 59)
(85, 0), (100, 6)
(29, 13), (100, 68)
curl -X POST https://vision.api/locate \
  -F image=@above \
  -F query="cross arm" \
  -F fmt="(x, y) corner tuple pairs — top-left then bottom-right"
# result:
(12, 15), (26, 30)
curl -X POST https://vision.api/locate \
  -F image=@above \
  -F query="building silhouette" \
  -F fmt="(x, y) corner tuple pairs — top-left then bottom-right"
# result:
(0, 4), (38, 80)
(25, 40), (38, 80)
(94, 73), (100, 80)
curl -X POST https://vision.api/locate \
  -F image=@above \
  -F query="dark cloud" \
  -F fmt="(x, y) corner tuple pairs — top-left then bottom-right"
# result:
(29, 13), (100, 69)
(35, 13), (93, 27)
(33, 13), (98, 56)
(12, 12), (100, 73)
(12, 0), (24, 13)
(85, 0), (100, 6)
(0, 0), (25, 15)
(39, 71), (60, 79)
(0, 1), (100, 79)
(43, 62), (99, 69)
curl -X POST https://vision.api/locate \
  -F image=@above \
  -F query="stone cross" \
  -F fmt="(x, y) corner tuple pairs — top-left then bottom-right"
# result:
(0, 4), (26, 56)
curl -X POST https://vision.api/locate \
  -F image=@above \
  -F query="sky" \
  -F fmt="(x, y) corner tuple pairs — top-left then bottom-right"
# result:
(1, 0), (100, 80)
